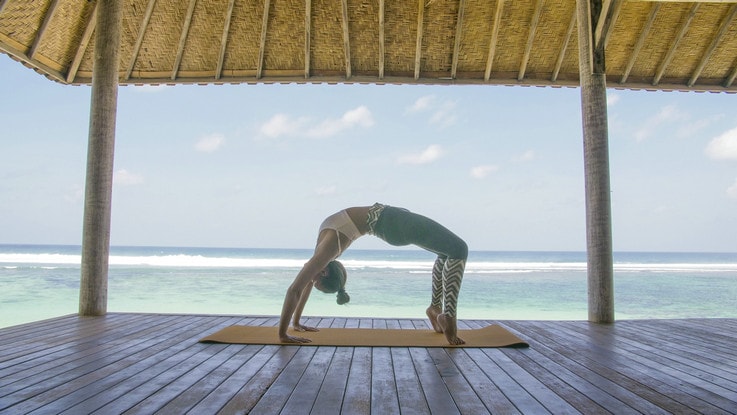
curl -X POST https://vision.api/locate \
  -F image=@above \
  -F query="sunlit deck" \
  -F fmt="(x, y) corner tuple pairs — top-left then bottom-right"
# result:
(1, 314), (735, 414)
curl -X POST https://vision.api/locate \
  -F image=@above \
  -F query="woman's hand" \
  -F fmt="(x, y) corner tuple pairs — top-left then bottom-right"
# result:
(280, 334), (312, 344)
(293, 324), (319, 332)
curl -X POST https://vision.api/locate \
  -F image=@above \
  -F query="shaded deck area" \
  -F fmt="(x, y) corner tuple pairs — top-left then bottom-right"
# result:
(1, 314), (736, 414)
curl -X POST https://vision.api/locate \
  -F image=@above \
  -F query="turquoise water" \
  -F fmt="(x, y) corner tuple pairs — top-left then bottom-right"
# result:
(2, 245), (737, 328)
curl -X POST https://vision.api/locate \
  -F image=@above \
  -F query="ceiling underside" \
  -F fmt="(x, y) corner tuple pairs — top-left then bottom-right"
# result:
(1, 0), (737, 92)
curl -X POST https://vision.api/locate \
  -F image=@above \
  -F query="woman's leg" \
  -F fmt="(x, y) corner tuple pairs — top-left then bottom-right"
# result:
(426, 256), (445, 332)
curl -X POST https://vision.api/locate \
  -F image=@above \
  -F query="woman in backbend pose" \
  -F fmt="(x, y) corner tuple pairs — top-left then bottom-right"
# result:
(278, 203), (468, 345)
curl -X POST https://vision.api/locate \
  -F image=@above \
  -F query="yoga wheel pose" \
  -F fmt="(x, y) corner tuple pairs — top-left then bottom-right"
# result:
(279, 203), (468, 345)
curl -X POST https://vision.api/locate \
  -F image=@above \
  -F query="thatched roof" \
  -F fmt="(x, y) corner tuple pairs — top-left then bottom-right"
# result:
(1, 0), (736, 92)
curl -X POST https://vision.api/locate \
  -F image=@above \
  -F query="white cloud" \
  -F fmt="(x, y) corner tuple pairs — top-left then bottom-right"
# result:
(307, 106), (374, 138)
(406, 95), (435, 113)
(114, 169), (144, 186)
(260, 114), (301, 138)
(195, 133), (225, 152)
(607, 93), (620, 106)
(634, 104), (682, 142)
(513, 150), (536, 162)
(405, 95), (458, 127)
(728, 178), (737, 200)
(470, 165), (499, 179)
(315, 185), (337, 196)
(397, 144), (444, 165)
(260, 106), (373, 139)
(705, 126), (737, 161)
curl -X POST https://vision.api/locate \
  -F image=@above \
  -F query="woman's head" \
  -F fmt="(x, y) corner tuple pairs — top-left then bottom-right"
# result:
(315, 260), (350, 305)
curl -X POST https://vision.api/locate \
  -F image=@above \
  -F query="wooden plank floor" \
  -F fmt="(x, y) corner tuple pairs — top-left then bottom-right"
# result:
(0, 314), (736, 414)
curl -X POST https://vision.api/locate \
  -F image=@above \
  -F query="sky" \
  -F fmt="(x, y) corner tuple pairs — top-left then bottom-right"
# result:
(1, 54), (736, 252)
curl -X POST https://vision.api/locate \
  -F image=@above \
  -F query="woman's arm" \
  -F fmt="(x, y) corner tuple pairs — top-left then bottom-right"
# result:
(292, 282), (318, 332)
(278, 230), (340, 343)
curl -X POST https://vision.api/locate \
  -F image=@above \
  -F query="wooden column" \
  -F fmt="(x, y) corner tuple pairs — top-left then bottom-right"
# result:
(79, 0), (122, 316)
(577, 0), (614, 323)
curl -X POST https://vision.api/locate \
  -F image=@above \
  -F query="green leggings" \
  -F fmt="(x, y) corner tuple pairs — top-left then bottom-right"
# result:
(373, 206), (467, 317)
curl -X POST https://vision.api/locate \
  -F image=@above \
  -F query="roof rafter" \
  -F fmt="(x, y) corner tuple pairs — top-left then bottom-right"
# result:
(171, 0), (197, 80)
(378, 0), (385, 79)
(688, 3), (737, 87)
(340, 0), (351, 79)
(653, 3), (699, 86)
(485, 0), (504, 81)
(125, 0), (156, 80)
(414, 0), (424, 80)
(66, 2), (97, 83)
(215, 0), (236, 79)
(28, 0), (60, 60)
(450, 0), (466, 79)
(305, 0), (311, 78)
(257, 0), (271, 79)
(518, 0), (543, 81)
(595, 0), (623, 50)
(552, 7), (576, 82)
(725, 62), (737, 87)
(620, 2), (659, 84)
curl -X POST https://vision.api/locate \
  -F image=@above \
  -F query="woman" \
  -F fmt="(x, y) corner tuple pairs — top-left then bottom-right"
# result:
(278, 203), (468, 345)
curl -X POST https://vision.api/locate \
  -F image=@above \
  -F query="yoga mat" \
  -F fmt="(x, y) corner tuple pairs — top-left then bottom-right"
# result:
(199, 324), (528, 348)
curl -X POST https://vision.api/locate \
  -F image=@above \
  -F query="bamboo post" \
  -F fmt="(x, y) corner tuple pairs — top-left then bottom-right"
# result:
(79, 0), (122, 316)
(577, 0), (615, 323)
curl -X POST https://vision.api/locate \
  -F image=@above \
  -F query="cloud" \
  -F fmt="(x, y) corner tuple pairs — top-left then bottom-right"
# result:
(406, 95), (435, 113)
(259, 106), (374, 139)
(195, 133), (225, 152)
(114, 169), (144, 186)
(470, 164), (499, 179)
(513, 150), (536, 162)
(397, 144), (444, 165)
(306, 106), (374, 138)
(728, 178), (737, 200)
(260, 114), (302, 138)
(315, 185), (337, 196)
(405, 95), (458, 127)
(705, 126), (737, 161)
(634, 104), (682, 142)
(607, 93), (620, 106)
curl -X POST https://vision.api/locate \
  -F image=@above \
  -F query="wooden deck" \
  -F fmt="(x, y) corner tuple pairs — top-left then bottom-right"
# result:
(0, 315), (736, 414)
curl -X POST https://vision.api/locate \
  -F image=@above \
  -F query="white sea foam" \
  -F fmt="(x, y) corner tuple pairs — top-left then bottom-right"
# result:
(2, 252), (736, 273)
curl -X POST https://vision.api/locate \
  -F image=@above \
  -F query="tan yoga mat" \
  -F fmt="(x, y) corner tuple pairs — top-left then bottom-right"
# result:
(199, 324), (528, 348)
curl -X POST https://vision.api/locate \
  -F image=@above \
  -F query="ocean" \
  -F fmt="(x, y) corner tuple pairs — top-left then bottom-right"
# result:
(1, 244), (737, 329)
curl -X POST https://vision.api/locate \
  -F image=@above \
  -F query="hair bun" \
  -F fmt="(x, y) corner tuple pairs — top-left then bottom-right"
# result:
(336, 289), (350, 305)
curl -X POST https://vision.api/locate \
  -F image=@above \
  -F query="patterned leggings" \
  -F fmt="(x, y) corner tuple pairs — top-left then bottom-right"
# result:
(372, 206), (467, 317)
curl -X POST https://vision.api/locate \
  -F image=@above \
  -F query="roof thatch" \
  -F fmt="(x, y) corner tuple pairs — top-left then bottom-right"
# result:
(1, 0), (736, 92)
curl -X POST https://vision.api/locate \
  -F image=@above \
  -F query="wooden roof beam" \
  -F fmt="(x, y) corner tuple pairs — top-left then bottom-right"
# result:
(653, 3), (699, 86)
(305, 0), (311, 78)
(518, 0), (543, 81)
(485, 0), (504, 81)
(66, 3), (98, 84)
(124, 0), (156, 80)
(450, 0), (466, 79)
(621, 2), (659, 84)
(378, 0), (385, 79)
(257, 0), (271, 79)
(215, 0), (236, 80)
(28, 0), (60, 60)
(725, 63), (737, 88)
(688, 3), (737, 87)
(414, 0), (424, 80)
(552, 7), (577, 83)
(340, 0), (352, 79)
(171, 0), (197, 80)
(595, 0), (623, 50)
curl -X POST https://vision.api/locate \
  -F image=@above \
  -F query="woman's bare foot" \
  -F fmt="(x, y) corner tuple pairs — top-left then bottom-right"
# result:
(437, 313), (465, 345)
(426, 306), (443, 333)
